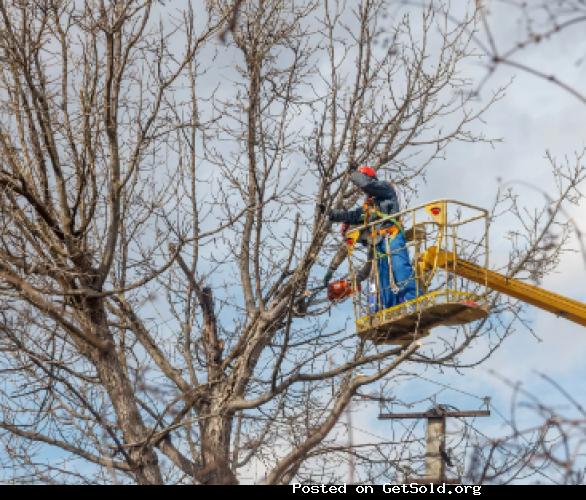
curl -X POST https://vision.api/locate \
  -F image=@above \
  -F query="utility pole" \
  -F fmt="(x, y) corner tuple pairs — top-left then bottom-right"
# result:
(379, 404), (490, 483)
(347, 399), (355, 484)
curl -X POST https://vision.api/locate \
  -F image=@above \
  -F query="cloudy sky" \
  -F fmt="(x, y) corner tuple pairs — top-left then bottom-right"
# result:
(183, 0), (586, 483)
(417, 1), (586, 388)
(4, 0), (584, 484)
(198, 0), (585, 483)
(339, 0), (586, 484)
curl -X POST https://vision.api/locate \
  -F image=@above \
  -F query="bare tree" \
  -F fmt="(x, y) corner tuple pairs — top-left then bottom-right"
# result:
(455, 371), (586, 485)
(473, 0), (586, 104)
(2, 0), (580, 485)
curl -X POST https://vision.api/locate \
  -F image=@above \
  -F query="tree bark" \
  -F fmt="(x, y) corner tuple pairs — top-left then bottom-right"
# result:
(198, 401), (237, 485)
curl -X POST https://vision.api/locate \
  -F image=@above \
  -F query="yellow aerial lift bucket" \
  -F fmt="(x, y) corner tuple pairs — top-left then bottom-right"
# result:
(340, 199), (586, 346)
(346, 200), (491, 345)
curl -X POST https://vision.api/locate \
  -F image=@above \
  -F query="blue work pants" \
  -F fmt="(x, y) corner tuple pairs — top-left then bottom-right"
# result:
(376, 232), (418, 309)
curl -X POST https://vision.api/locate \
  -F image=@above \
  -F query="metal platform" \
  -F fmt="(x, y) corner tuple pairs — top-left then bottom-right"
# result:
(355, 290), (488, 345)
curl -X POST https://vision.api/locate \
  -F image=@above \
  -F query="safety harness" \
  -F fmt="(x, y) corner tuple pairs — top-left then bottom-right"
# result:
(361, 197), (404, 294)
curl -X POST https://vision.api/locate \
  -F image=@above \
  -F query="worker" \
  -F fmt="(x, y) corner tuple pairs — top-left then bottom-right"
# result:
(321, 166), (418, 309)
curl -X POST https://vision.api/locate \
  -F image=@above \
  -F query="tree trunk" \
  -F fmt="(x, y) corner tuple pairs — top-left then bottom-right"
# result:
(85, 294), (163, 484)
(199, 402), (237, 485)
(95, 349), (163, 484)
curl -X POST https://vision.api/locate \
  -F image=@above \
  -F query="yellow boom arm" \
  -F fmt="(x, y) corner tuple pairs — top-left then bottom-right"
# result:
(421, 247), (586, 327)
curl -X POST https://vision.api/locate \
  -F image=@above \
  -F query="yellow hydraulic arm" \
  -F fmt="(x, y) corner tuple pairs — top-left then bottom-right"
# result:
(421, 247), (586, 327)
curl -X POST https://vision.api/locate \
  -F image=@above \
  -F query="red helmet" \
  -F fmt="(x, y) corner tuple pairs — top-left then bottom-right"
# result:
(358, 165), (377, 178)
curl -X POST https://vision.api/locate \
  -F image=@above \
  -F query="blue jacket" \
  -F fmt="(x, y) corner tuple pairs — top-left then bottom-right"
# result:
(329, 172), (400, 225)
